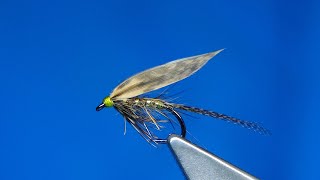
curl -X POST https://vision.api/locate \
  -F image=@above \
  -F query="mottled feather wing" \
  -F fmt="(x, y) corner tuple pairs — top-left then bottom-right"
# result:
(110, 49), (224, 100)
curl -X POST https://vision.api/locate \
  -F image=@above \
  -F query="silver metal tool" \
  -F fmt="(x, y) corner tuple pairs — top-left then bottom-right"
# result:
(167, 134), (259, 180)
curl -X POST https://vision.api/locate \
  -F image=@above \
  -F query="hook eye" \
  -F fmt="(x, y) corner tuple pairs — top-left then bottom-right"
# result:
(96, 103), (105, 111)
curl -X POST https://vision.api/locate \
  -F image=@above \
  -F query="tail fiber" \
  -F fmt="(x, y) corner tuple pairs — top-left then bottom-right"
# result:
(175, 105), (271, 135)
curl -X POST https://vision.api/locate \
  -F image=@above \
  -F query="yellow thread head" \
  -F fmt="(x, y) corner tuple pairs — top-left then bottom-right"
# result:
(103, 96), (114, 107)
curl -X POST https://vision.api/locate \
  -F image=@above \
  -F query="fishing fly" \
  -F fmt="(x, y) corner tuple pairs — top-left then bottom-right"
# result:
(96, 49), (270, 144)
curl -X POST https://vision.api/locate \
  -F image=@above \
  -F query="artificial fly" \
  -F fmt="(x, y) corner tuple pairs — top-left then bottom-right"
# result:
(96, 49), (270, 145)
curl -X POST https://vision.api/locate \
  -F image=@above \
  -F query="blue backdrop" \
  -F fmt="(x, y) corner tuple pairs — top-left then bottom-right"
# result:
(1, 0), (319, 179)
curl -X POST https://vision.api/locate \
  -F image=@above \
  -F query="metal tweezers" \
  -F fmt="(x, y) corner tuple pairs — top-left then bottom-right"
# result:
(167, 134), (259, 180)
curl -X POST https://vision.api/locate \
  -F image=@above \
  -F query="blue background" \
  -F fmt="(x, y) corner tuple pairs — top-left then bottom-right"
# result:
(1, 0), (319, 179)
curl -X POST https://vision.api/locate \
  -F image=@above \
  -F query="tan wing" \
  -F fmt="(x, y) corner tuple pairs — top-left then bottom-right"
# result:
(110, 49), (224, 100)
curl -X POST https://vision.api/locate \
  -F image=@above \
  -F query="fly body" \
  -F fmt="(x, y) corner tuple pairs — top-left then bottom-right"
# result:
(122, 98), (169, 110)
